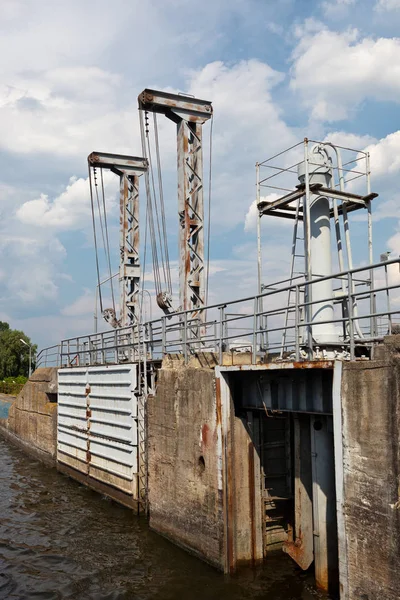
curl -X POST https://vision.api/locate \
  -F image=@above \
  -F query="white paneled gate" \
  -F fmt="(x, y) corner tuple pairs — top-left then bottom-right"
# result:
(57, 365), (141, 509)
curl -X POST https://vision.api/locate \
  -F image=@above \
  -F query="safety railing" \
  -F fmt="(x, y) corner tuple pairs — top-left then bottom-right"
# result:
(36, 344), (61, 368)
(38, 258), (400, 368)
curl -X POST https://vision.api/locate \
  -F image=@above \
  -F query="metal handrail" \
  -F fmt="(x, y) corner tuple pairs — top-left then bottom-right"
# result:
(36, 258), (400, 368)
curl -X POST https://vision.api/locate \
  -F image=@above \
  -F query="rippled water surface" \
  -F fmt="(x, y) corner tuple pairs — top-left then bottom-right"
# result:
(0, 437), (329, 600)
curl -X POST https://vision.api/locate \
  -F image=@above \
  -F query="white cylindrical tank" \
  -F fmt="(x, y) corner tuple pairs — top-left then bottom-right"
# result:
(298, 145), (338, 345)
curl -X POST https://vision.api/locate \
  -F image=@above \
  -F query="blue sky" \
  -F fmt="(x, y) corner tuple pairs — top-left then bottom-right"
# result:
(1, 0), (400, 349)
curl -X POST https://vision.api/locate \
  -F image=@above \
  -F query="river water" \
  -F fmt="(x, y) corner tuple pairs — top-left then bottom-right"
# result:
(0, 436), (329, 600)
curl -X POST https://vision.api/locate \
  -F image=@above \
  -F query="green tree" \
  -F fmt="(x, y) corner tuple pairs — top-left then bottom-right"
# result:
(0, 323), (37, 379)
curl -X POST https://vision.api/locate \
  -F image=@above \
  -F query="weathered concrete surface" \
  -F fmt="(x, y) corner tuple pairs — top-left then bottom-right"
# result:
(0, 368), (57, 465)
(342, 339), (400, 600)
(231, 413), (263, 567)
(147, 364), (225, 569)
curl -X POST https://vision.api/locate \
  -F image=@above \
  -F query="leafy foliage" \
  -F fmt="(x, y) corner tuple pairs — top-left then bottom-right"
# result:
(0, 323), (37, 379)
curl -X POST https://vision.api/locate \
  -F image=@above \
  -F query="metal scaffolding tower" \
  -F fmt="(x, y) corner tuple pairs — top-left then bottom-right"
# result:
(138, 89), (212, 320)
(88, 152), (147, 328)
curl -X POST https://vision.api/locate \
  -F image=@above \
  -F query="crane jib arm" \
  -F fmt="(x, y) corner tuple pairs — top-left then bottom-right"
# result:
(138, 89), (212, 123)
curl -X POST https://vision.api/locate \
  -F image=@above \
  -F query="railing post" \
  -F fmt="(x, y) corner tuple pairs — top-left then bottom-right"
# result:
(162, 317), (166, 356)
(101, 333), (105, 364)
(218, 306), (225, 364)
(252, 296), (258, 364)
(183, 312), (188, 363)
(384, 263), (392, 335)
(347, 272), (355, 360)
(295, 285), (300, 361)
(149, 322), (154, 357)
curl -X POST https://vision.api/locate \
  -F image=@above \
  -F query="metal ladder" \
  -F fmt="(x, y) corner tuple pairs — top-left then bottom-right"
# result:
(280, 198), (305, 358)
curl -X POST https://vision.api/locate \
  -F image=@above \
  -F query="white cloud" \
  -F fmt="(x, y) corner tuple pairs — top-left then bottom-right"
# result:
(375, 0), (400, 10)
(17, 172), (118, 230)
(187, 60), (296, 229)
(0, 233), (66, 303)
(320, 0), (357, 19)
(245, 194), (287, 232)
(61, 289), (95, 317)
(291, 28), (400, 121)
(0, 67), (137, 157)
(364, 131), (400, 176)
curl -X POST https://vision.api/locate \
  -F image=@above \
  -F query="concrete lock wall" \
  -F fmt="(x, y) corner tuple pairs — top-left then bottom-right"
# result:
(340, 337), (400, 600)
(0, 367), (58, 465)
(147, 358), (264, 572)
(147, 362), (225, 569)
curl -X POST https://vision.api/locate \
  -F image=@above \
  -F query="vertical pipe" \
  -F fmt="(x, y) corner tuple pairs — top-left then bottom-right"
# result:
(347, 273), (355, 360)
(295, 285), (300, 361)
(252, 296), (258, 364)
(366, 152), (376, 337)
(256, 163), (267, 352)
(303, 139), (313, 357)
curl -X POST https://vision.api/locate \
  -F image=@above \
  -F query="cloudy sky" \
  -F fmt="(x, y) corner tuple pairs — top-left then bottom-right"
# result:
(1, 0), (400, 349)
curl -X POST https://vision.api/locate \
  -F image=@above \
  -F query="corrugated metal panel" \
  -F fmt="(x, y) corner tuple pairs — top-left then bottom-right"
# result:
(57, 364), (138, 498)
(58, 368), (88, 473)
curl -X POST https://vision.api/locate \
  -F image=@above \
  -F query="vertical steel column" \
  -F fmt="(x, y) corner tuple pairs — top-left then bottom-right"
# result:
(120, 173), (140, 327)
(310, 415), (339, 593)
(138, 90), (212, 323)
(176, 119), (205, 318)
(88, 152), (147, 330)
(366, 151), (377, 338)
(303, 139), (313, 357)
(332, 361), (349, 600)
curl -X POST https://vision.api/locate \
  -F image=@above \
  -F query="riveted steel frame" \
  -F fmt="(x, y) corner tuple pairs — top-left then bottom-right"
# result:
(138, 89), (212, 321)
(88, 152), (147, 328)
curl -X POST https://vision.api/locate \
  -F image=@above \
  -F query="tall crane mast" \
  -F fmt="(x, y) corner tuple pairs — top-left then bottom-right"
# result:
(138, 89), (212, 320)
(88, 152), (147, 328)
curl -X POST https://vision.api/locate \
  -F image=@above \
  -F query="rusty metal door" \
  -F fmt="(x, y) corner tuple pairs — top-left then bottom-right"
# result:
(259, 414), (293, 555)
(283, 414), (314, 570)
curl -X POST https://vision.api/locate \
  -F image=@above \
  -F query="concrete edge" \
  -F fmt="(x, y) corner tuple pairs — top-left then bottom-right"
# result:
(149, 520), (224, 572)
(0, 424), (56, 468)
(57, 461), (141, 513)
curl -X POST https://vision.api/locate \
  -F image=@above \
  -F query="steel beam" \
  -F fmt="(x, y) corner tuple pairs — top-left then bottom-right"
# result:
(88, 151), (147, 328)
(138, 89), (212, 320)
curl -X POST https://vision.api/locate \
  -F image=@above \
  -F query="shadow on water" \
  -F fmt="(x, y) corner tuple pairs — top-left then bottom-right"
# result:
(0, 438), (330, 600)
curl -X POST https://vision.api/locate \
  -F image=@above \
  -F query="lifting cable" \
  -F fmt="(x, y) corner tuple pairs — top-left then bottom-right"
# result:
(88, 164), (103, 314)
(100, 168), (116, 313)
(88, 164), (116, 317)
(153, 113), (172, 295)
(139, 108), (173, 309)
